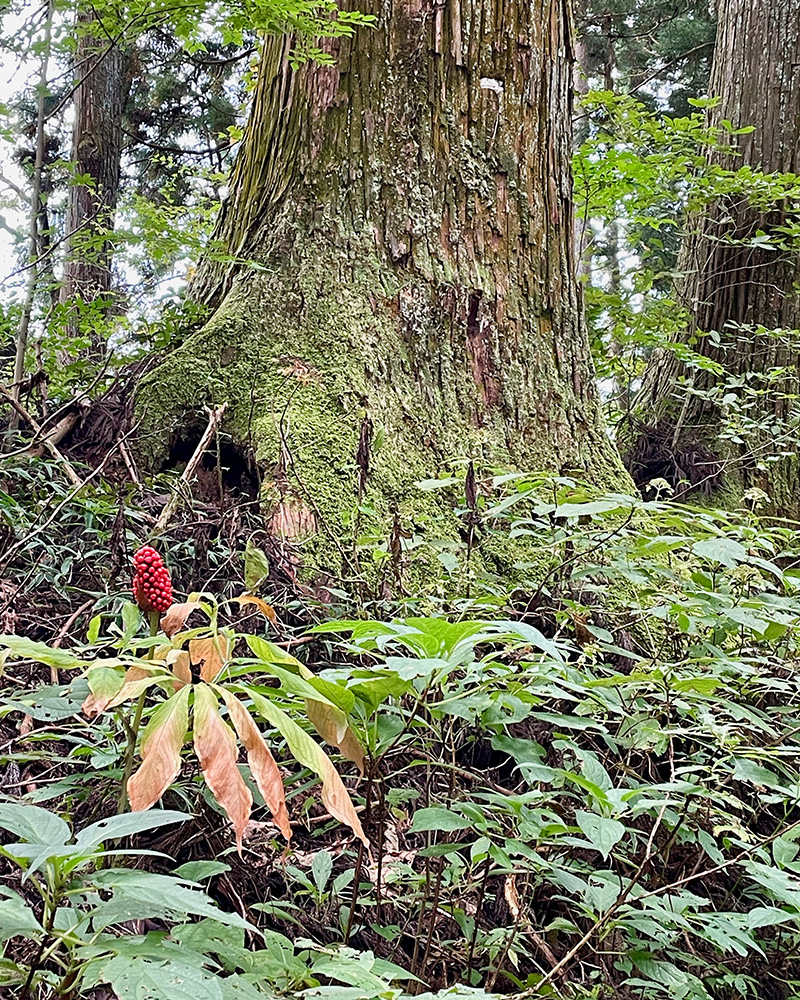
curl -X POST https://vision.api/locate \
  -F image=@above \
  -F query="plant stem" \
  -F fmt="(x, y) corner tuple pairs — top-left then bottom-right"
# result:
(116, 610), (159, 812)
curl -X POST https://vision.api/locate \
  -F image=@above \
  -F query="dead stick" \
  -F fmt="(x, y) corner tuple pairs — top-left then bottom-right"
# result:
(25, 405), (87, 458)
(0, 384), (83, 487)
(153, 403), (228, 534)
(117, 439), (141, 485)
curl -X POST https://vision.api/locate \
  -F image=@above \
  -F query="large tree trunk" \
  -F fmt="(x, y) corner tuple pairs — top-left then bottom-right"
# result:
(61, 11), (130, 338)
(627, 0), (800, 510)
(137, 0), (626, 585)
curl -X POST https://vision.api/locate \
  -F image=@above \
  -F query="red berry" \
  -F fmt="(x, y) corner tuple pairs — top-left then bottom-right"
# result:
(132, 546), (172, 614)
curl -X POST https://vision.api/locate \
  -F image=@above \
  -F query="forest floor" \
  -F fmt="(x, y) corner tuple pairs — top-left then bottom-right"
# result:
(1, 401), (800, 1000)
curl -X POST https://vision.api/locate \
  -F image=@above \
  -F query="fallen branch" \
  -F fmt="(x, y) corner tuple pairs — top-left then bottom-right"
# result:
(153, 402), (228, 535)
(25, 400), (91, 459)
(0, 384), (83, 487)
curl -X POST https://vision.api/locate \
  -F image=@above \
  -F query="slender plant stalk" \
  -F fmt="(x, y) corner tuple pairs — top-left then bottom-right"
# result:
(11, 0), (54, 428)
(343, 838), (365, 944)
(116, 610), (159, 812)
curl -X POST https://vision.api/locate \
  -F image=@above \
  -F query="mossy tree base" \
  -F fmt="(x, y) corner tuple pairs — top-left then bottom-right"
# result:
(137, 1), (629, 589)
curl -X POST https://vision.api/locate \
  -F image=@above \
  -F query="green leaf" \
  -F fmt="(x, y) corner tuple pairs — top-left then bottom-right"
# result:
(0, 634), (83, 669)
(174, 861), (231, 881)
(312, 849), (333, 893)
(97, 955), (225, 1000)
(87, 614), (102, 644)
(0, 803), (71, 846)
(74, 810), (191, 851)
(575, 811), (626, 860)
(244, 540), (271, 592)
(90, 869), (258, 932)
(409, 807), (472, 833)
(246, 636), (304, 671)
(691, 536), (748, 567)
(0, 889), (43, 941)
(554, 500), (627, 518)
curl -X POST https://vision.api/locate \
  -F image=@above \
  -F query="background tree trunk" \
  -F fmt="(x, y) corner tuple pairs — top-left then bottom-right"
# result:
(627, 0), (800, 510)
(61, 11), (130, 340)
(137, 0), (626, 585)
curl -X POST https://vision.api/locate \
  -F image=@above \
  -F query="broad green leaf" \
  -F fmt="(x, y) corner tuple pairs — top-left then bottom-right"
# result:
(0, 803), (70, 846)
(575, 811), (625, 860)
(75, 810), (191, 851)
(691, 536), (748, 567)
(87, 614), (102, 643)
(0, 634), (83, 669)
(174, 861), (231, 881)
(90, 869), (258, 931)
(410, 807), (472, 833)
(247, 635), (304, 671)
(244, 539), (271, 591)
(0, 890), (43, 941)
(312, 849), (333, 892)
(96, 954), (224, 1000)
(554, 500), (627, 518)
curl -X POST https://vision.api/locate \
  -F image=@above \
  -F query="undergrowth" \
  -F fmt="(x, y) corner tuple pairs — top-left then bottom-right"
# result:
(1, 466), (800, 999)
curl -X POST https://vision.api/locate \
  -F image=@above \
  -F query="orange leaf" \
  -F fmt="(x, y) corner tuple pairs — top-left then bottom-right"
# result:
(305, 699), (365, 775)
(233, 594), (278, 624)
(160, 601), (202, 639)
(82, 668), (125, 718)
(189, 635), (229, 682)
(218, 688), (291, 840)
(193, 683), (252, 852)
(128, 685), (190, 811)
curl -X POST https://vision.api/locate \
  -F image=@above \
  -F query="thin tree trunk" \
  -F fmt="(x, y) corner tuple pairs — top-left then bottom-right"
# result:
(137, 0), (627, 585)
(61, 10), (130, 344)
(11, 0), (53, 429)
(627, 0), (800, 510)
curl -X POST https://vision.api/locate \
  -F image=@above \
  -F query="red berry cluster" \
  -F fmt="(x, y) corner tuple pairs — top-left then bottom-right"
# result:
(132, 546), (173, 613)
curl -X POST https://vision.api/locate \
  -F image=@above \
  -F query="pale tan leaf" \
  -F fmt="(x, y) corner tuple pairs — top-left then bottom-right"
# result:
(504, 875), (521, 919)
(189, 635), (230, 683)
(218, 687), (291, 840)
(305, 698), (347, 745)
(305, 699), (365, 774)
(160, 601), (202, 639)
(171, 651), (191, 690)
(233, 594), (278, 624)
(193, 683), (252, 852)
(128, 685), (190, 811)
(338, 725), (366, 776)
(82, 662), (138, 717)
(104, 666), (164, 712)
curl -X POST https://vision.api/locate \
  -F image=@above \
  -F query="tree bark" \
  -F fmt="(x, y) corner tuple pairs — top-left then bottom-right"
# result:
(61, 11), (130, 339)
(627, 0), (800, 509)
(137, 0), (627, 584)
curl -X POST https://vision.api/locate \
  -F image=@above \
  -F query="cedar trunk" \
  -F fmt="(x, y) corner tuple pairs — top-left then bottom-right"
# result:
(629, 0), (800, 510)
(61, 12), (129, 332)
(138, 0), (626, 583)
